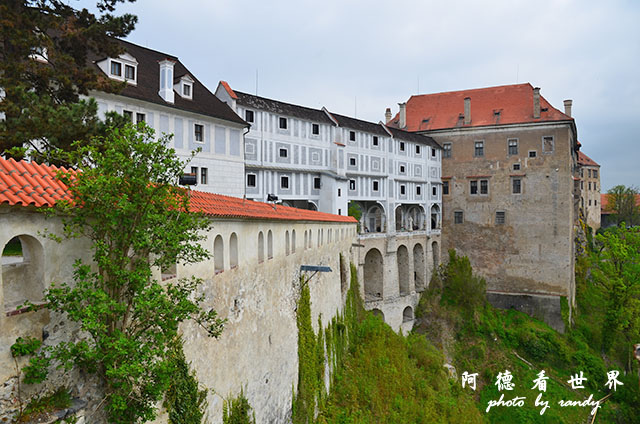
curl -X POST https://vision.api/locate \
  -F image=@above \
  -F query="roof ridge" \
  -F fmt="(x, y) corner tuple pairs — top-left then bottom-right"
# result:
(409, 82), (533, 99)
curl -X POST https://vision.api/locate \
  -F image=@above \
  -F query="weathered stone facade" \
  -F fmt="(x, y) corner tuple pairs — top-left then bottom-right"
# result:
(578, 151), (601, 231)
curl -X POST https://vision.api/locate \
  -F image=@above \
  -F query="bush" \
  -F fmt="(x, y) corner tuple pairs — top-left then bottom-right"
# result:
(440, 250), (486, 316)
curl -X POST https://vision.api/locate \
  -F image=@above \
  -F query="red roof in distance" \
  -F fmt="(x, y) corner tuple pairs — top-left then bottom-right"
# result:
(578, 151), (599, 167)
(1, 158), (355, 224)
(388, 83), (572, 132)
(601, 193), (640, 214)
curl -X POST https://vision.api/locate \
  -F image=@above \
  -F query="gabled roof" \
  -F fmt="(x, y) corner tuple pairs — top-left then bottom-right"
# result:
(578, 151), (600, 167)
(234, 90), (334, 125)
(91, 39), (246, 126)
(0, 157), (74, 207)
(601, 193), (640, 214)
(388, 83), (572, 132)
(0, 158), (355, 223)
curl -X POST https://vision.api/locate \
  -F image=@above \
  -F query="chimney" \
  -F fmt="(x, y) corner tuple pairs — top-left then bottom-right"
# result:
(158, 59), (176, 104)
(533, 87), (541, 119)
(385, 107), (392, 124)
(463, 97), (471, 125)
(398, 103), (406, 129)
(563, 99), (573, 117)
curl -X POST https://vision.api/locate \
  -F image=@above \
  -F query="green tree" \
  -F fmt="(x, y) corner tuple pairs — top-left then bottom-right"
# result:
(606, 185), (640, 227)
(591, 224), (640, 363)
(0, 0), (137, 157)
(20, 124), (224, 423)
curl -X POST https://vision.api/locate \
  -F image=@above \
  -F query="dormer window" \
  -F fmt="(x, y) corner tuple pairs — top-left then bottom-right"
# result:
(125, 64), (135, 80)
(110, 61), (122, 76)
(174, 74), (194, 100)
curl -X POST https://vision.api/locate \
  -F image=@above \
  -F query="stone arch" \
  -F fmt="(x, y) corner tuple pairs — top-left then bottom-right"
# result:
(365, 203), (386, 233)
(407, 205), (425, 230)
(397, 244), (410, 296)
(291, 230), (296, 253)
(267, 230), (273, 259)
(364, 248), (383, 301)
(371, 308), (385, 321)
(403, 306), (414, 322)
(2, 235), (45, 313)
(432, 241), (439, 269)
(285, 230), (290, 256)
(431, 204), (441, 230)
(229, 233), (238, 268)
(258, 231), (264, 263)
(214, 235), (224, 273)
(395, 205), (403, 231)
(413, 243), (426, 291)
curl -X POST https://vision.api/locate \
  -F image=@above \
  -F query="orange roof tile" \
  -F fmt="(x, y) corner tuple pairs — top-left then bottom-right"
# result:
(601, 193), (640, 214)
(219, 80), (238, 100)
(0, 157), (74, 207)
(389, 83), (572, 132)
(578, 151), (599, 167)
(1, 158), (355, 223)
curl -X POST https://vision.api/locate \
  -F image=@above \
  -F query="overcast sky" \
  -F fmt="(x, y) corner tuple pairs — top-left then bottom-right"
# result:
(78, 0), (639, 190)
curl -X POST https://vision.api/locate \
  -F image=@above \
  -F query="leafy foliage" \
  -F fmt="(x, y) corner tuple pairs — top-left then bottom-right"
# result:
(164, 338), (208, 424)
(0, 0), (137, 157)
(440, 249), (486, 316)
(22, 124), (225, 423)
(10, 336), (42, 357)
(222, 388), (256, 424)
(16, 387), (71, 423)
(605, 185), (640, 227)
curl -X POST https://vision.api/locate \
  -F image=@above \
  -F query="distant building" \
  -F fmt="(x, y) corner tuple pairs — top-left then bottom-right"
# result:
(601, 192), (640, 228)
(388, 83), (579, 330)
(88, 40), (248, 197)
(577, 151), (601, 230)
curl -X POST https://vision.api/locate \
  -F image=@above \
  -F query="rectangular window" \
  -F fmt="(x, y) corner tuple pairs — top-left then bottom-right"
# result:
(312, 123), (319, 135)
(593, 170), (598, 178)
(454, 211), (463, 224)
(416, 186), (421, 196)
(247, 174), (256, 187)
(373, 136), (379, 146)
(513, 163), (521, 171)
(495, 211), (506, 225)
(136, 113), (145, 124)
(200, 168), (208, 185)
(400, 185), (406, 195)
(123, 110), (133, 121)
(589, 199), (592, 206)
(529, 150), (537, 158)
(480, 180), (488, 195)
(350, 131), (356, 141)
(124, 64), (135, 80)
(194, 124), (204, 142)
(443, 180), (449, 195)
(279, 148), (288, 158)
(416, 145), (421, 155)
(588, 169), (592, 178)
(588, 182), (591, 190)
(183, 83), (191, 97)
(508, 139), (518, 155)
(470, 180), (478, 195)
(542, 136), (554, 153)
(399, 165), (405, 174)
(432, 186), (437, 196)
(110, 61), (122, 76)
(313, 177), (321, 190)
(338, 188), (341, 197)
(399, 141), (405, 151)
(431, 147), (436, 157)
(349, 157), (356, 166)
(443, 143), (452, 158)
(280, 176), (289, 189)
(349, 179), (356, 190)
(372, 180), (379, 192)
(191, 166), (198, 184)
(512, 178), (522, 194)
(474, 141), (484, 157)
(279, 117), (288, 129)
(338, 208), (342, 215)
(245, 110), (254, 123)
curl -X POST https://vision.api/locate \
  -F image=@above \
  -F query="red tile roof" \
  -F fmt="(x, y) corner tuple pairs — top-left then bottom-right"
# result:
(601, 193), (640, 214)
(219, 80), (238, 100)
(388, 83), (572, 132)
(1, 158), (355, 223)
(0, 157), (74, 207)
(577, 151), (599, 167)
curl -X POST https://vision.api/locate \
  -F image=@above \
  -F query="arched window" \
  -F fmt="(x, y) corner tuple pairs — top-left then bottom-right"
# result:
(2, 235), (45, 314)
(258, 231), (264, 263)
(317, 229), (321, 247)
(403, 306), (414, 322)
(267, 230), (273, 259)
(285, 230), (290, 256)
(308, 230), (312, 249)
(214, 235), (224, 274)
(229, 233), (238, 268)
(328, 229), (332, 243)
(291, 230), (296, 253)
(304, 231), (308, 250)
